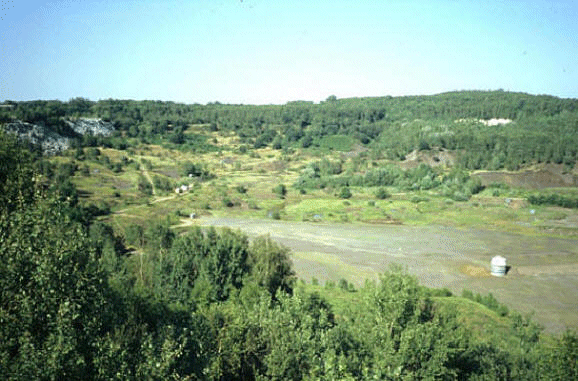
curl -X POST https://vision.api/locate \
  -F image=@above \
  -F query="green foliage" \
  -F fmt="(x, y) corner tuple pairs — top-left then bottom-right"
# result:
(222, 196), (234, 208)
(154, 226), (250, 306)
(319, 134), (355, 151)
(182, 161), (213, 180)
(0, 132), (39, 214)
(235, 184), (247, 194)
(462, 289), (510, 317)
(375, 187), (390, 200)
(272, 183), (287, 199)
(248, 235), (296, 298)
(124, 223), (144, 247)
(4, 108), (578, 379)
(528, 191), (578, 209)
(152, 174), (173, 192)
(0, 199), (111, 379)
(5, 91), (578, 170)
(136, 174), (152, 196)
(539, 330), (578, 380)
(338, 186), (352, 199)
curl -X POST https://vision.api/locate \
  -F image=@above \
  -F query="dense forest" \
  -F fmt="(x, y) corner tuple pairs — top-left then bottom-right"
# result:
(2, 90), (578, 172)
(2, 92), (578, 379)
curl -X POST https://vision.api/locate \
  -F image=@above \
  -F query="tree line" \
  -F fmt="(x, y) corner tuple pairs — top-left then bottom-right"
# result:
(2, 90), (578, 169)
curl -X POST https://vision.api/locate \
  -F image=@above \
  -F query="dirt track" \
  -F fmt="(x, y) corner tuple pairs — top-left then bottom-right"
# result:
(200, 217), (578, 334)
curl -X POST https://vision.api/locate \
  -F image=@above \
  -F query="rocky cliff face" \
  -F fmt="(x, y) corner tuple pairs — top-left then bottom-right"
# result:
(2, 121), (71, 155)
(2, 118), (115, 155)
(65, 118), (115, 136)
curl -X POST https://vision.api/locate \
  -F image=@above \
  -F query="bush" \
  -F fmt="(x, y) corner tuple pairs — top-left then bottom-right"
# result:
(338, 278), (351, 291)
(272, 184), (287, 199)
(411, 195), (430, 203)
(152, 175), (173, 192)
(338, 187), (352, 199)
(528, 192), (578, 209)
(268, 210), (281, 220)
(375, 187), (390, 200)
(451, 191), (470, 202)
(137, 175), (153, 196)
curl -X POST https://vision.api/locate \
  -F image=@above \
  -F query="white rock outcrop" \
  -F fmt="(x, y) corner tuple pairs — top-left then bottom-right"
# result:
(65, 118), (115, 136)
(2, 118), (115, 155)
(2, 121), (71, 155)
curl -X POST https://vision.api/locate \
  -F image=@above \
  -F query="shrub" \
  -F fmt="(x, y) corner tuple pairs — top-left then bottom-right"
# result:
(268, 210), (281, 220)
(153, 175), (173, 192)
(452, 191), (470, 202)
(338, 278), (350, 291)
(375, 187), (390, 200)
(338, 187), (352, 199)
(272, 184), (287, 199)
(137, 174), (153, 196)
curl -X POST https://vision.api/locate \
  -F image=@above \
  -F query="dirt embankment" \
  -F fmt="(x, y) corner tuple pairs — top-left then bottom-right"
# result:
(472, 164), (578, 189)
(399, 149), (456, 169)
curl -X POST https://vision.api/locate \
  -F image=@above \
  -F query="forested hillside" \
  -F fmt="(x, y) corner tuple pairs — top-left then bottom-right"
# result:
(2, 90), (578, 171)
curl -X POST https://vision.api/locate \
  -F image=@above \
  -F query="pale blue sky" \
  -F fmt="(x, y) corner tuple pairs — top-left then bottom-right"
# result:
(1, 0), (577, 104)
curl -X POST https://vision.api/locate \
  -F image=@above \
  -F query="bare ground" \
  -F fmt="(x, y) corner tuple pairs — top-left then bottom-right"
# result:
(200, 217), (578, 334)
(472, 163), (578, 189)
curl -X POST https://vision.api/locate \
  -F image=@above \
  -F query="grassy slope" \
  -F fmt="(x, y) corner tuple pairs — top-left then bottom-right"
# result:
(66, 133), (578, 238)
(303, 281), (514, 342)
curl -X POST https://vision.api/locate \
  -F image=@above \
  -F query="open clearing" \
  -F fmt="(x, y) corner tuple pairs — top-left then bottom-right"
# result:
(200, 217), (578, 334)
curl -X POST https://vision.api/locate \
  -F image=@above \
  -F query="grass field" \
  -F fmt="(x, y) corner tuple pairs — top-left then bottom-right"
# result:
(65, 139), (578, 238)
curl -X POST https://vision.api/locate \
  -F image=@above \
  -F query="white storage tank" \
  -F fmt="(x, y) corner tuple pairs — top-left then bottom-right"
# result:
(491, 255), (507, 277)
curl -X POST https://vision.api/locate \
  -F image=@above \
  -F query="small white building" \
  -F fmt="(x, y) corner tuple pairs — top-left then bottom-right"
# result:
(491, 256), (507, 277)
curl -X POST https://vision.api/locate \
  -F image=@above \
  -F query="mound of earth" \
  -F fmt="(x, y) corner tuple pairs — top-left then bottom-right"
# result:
(472, 164), (578, 189)
(400, 149), (456, 169)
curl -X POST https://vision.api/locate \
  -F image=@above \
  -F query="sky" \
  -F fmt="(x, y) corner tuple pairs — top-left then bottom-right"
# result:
(1, 0), (577, 105)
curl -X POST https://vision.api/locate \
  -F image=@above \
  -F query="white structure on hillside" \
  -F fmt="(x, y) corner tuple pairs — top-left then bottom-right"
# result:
(491, 256), (507, 277)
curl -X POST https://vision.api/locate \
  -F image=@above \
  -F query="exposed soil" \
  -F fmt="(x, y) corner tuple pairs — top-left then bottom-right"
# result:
(400, 149), (456, 169)
(472, 164), (578, 189)
(200, 217), (578, 334)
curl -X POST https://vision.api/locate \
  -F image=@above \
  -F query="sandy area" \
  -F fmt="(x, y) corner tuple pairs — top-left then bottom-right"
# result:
(200, 217), (578, 333)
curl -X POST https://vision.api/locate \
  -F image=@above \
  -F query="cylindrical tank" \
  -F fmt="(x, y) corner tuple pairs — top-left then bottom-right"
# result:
(491, 256), (507, 277)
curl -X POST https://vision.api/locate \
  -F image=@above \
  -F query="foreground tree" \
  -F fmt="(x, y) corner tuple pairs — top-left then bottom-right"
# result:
(0, 199), (112, 379)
